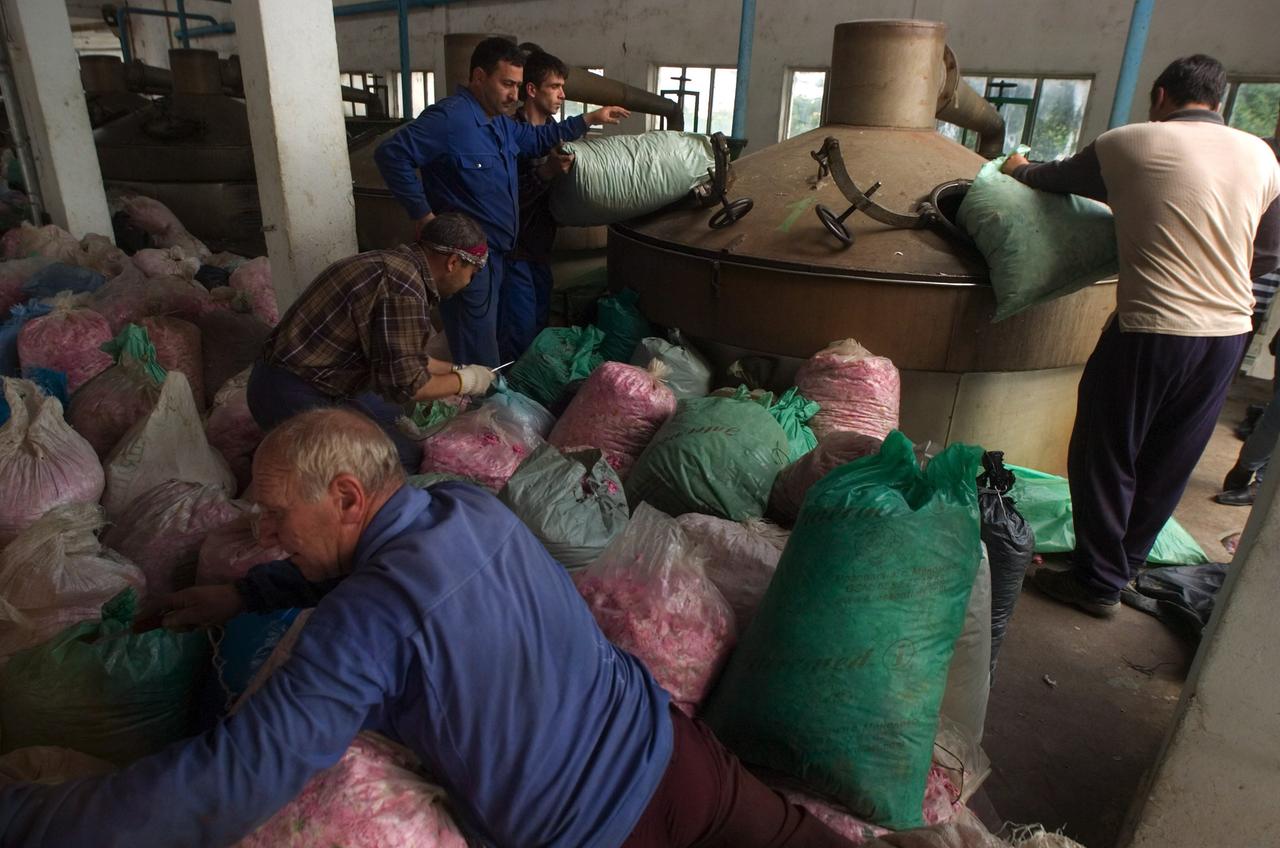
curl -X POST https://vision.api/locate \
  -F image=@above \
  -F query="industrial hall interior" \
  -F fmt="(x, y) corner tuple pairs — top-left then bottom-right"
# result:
(0, 0), (1278, 846)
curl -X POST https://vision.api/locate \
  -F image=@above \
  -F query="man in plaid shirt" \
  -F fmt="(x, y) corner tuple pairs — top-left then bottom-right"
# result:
(246, 212), (496, 470)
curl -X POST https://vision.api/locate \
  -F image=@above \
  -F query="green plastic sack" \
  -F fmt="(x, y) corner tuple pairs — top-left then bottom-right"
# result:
(407, 471), (479, 489)
(957, 148), (1118, 321)
(764, 386), (820, 462)
(549, 131), (715, 226)
(481, 376), (555, 438)
(507, 325), (604, 411)
(627, 394), (791, 521)
(409, 398), (461, 433)
(595, 289), (653, 363)
(499, 443), (630, 569)
(1007, 464), (1208, 565)
(703, 432), (983, 830)
(630, 329), (713, 399)
(0, 588), (210, 766)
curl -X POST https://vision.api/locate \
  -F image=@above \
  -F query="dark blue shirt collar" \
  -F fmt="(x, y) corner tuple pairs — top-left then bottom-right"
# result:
(352, 484), (430, 569)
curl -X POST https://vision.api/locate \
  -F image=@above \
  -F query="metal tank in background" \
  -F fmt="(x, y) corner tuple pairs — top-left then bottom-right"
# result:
(608, 19), (1117, 474)
(80, 55), (151, 129)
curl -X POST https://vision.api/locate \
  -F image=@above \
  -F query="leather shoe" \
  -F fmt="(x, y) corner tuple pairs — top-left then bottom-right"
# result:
(1222, 465), (1253, 493)
(1214, 483), (1258, 506)
(1032, 568), (1119, 618)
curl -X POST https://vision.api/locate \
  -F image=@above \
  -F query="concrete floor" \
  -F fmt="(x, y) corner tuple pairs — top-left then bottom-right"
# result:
(978, 375), (1273, 848)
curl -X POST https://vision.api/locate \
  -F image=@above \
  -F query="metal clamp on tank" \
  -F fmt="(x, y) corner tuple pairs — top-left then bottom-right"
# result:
(810, 136), (972, 248)
(705, 132), (754, 230)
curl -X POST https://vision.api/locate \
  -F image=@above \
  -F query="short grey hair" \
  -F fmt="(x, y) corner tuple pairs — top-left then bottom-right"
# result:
(258, 408), (405, 502)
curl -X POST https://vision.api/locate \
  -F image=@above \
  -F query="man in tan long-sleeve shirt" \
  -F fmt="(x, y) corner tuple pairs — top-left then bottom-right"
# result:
(1002, 54), (1280, 617)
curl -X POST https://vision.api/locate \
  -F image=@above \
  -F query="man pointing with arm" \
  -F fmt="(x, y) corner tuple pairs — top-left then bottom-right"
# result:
(375, 37), (629, 367)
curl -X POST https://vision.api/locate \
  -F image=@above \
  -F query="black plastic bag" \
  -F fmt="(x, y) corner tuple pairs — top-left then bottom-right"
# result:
(1121, 563), (1227, 643)
(978, 451), (1035, 675)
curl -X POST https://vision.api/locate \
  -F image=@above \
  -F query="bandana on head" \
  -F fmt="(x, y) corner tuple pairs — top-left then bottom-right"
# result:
(423, 240), (489, 269)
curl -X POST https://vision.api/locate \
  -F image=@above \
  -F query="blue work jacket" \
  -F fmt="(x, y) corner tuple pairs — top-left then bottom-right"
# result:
(374, 87), (587, 253)
(0, 484), (673, 848)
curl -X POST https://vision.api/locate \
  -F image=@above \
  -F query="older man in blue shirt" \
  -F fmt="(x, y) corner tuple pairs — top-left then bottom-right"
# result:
(0, 409), (857, 848)
(375, 38), (628, 367)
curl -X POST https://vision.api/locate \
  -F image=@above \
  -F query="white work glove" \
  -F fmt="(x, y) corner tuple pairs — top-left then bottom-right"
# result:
(454, 363), (495, 396)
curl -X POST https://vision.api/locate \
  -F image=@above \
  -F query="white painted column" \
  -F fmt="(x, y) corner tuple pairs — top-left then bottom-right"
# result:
(1122, 468), (1280, 846)
(230, 0), (356, 307)
(2, 0), (113, 237)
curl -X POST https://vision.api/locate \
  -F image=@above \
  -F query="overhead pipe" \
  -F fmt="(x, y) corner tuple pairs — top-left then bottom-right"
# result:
(102, 5), (220, 63)
(123, 59), (173, 94)
(177, 0), (483, 40)
(0, 41), (44, 225)
(1108, 0), (1156, 128)
(397, 0), (411, 117)
(729, 0), (755, 141)
(563, 67), (685, 131)
(936, 69), (1007, 158)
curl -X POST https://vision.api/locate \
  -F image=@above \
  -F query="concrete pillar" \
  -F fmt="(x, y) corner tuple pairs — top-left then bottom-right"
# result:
(2, 0), (113, 237)
(1122, 468), (1280, 846)
(229, 0), (356, 307)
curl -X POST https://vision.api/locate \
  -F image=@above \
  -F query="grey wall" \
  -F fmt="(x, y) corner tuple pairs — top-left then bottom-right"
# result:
(76, 0), (1279, 154)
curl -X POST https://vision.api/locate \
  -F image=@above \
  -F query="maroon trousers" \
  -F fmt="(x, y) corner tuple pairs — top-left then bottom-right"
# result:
(621, 706), (854, 848)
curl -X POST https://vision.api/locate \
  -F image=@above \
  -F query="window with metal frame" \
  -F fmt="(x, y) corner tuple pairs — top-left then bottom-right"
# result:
(655, 65), (738, 134)
(388, 71), (437, 119)
(339, 71), (388, 118)
(937, 75), (1093, 162)
(1222, 79), (1280, 138)
(782, 69), (829, 140)
(557, 68), (605, 124)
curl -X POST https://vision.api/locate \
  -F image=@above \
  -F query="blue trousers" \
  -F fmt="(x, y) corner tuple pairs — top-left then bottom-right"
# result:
(246, 359), (423, 472)
(500, 258), (554, 362)
(1068, 322), (1247, 598)
(441, 250), (505, 368)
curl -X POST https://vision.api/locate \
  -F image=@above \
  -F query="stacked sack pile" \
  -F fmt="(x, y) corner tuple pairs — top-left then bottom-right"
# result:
(0, 196), (1043, 845)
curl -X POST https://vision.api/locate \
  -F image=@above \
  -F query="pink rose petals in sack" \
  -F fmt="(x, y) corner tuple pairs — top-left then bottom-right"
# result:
(205, 369), (263, 494)
(1, 223), (82, 263)
(0, 503), (146, 663)
(418, 405), (541, 493)
(794, 339), (900, 441)
(228, 257), (278, 326)
(89, 265), (211, 334)
(76, 234), (129, 279)
(0, 257), (53, 315)
(102, 480), (244, 594)
(233, 733), (469, 848)
(776, 765), (962, 845)
(117, 194), (210, 260)
(16, 294), (112, 392)
(768, 431), (884, 525)
(68, 324), (167, 459)
(676, 513), (789, 633)
(196, 514), (286, 585)
(548, 360), (676, 479)
(0, 378), (104, 545)
(574, 503), (736, 713)
(139, 316), (204, 411)
(132, 247), (200, 280)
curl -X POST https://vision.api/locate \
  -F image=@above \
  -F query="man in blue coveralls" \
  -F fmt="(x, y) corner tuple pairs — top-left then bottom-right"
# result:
(375, 37), (629, 366)
(0, 408), (857, 848)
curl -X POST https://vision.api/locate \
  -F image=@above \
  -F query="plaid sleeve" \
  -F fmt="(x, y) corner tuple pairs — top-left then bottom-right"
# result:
(367, 290), (434, 403)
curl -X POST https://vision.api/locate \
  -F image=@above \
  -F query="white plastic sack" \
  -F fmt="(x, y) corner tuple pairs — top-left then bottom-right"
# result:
(630, 331), (713, 400)
(939, 546), (992, 750)
(0, 378), (104, 545)
(0, 503), (146, 663)
(676, 514), (789, 633)
(102, 370), (235, 522)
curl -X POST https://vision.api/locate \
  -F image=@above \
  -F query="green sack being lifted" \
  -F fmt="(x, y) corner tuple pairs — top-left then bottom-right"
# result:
(957, 148), (1118, 322)
(627, 393), (791, 521)
(507, 325), (605, 411)
(549, 131), (715, 226)
(499, 443), (630, 569)
(0, 588), (210, 766)
(703, 432), (984, 830)
(1007, 464), (1209, 565)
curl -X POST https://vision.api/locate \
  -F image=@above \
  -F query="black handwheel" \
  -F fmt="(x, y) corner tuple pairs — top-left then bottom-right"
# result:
(815, 204), (854, 247)
(708, 197), (754, 230)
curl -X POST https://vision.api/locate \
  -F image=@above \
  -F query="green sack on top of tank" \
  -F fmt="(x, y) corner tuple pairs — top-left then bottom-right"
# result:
(957, 147), (1118, 322)
(0, 588), (209, 766)
(626, 393), (791, 521)
(499, 443), (630, 569)
(1007, 464), (1209, 565)
(507, 325), (605, 411)
(595, 288), (653, 363)
(702, 431), (984, 831)
(631, 329), (713, 400)
(549, 131), (715, 227)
